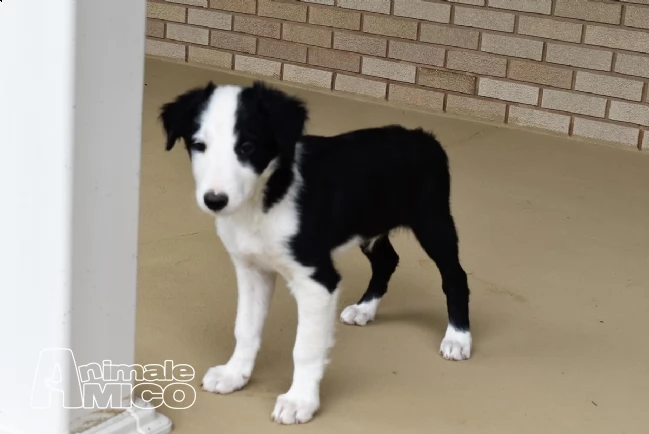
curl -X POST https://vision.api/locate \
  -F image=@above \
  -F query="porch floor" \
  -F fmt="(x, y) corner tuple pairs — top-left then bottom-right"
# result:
(136, 58), (649, 434)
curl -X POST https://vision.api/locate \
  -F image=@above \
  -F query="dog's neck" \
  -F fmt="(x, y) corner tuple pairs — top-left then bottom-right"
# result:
(261, 143), (303, 212)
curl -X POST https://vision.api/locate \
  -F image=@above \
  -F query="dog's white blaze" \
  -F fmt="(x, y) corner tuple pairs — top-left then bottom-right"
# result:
(439, 324), (472, 360)
(192, 85), (257, 214)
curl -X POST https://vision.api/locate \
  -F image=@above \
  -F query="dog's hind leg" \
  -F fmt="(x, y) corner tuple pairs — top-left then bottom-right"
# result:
(412, 211), (472, 361)
(340, 235), (399, 326)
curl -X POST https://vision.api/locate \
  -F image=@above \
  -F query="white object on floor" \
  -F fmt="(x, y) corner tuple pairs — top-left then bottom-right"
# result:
(80, 399), (172, 434)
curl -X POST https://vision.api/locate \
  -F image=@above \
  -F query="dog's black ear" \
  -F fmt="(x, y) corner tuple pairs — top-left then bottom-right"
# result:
(248, 82), (308, 211)
(252, 81), (308, 163)
(159, 82), (216, 151)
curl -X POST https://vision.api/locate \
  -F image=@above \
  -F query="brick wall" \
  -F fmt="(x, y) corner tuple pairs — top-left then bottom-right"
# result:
(146, 0), (649, 149)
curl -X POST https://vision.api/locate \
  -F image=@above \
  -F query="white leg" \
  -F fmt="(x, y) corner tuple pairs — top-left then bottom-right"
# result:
(202, 258), (276, 394)
(340, 298), (381, 326)
(439, 324), (472, 361)
(271, 277), (339, 424)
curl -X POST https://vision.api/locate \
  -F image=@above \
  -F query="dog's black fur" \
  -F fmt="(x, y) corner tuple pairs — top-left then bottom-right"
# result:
(294, 127), (470, 331)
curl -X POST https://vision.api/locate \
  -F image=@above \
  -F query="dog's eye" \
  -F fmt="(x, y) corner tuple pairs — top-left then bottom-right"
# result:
(191, 142), (206, 152)
(238, 141), (254, 156)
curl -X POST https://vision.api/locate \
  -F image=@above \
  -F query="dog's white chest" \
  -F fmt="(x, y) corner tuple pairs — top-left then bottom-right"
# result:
(215, 202), (300, 276)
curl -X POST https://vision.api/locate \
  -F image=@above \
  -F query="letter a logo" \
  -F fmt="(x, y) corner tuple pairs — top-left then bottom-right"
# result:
(30, 348), (83, 409)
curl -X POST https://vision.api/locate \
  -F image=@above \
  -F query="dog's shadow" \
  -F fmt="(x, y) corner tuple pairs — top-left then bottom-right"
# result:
(372, 309), (446, 334)
(316, 311), (449, 408)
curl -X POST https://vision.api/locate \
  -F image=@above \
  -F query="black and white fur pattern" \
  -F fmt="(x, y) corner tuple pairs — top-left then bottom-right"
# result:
(160, 81), (472, 424)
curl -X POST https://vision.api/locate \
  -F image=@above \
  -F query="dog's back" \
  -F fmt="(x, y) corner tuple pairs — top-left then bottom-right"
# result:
(294, 125), (451, 251)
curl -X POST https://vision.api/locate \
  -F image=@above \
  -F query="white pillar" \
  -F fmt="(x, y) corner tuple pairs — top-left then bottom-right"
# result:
(0, 1), (171, 433)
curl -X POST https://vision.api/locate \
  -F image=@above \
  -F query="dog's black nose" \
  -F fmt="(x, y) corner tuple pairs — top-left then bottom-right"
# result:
(203, 191), (229, 212)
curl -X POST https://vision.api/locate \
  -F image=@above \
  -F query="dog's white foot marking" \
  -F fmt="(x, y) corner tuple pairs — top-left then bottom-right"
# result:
(201, 365), (249, 394)
(340, 298), (380, 326)
(271, 393), (319, 425)
(440, 325), (472, 361)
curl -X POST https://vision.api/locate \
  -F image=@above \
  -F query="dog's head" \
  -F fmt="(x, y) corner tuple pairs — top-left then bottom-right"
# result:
(160, 81), (308, 215)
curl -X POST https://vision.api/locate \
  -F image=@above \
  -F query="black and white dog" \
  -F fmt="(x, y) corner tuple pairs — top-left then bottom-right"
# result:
(160, 81), (472, 424)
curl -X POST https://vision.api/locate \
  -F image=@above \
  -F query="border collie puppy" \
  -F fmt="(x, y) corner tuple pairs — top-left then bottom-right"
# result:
(160, 81), (472, 424)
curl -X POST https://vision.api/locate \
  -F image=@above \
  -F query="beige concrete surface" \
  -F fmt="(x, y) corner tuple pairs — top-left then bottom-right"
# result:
(136, 58), (649, 433)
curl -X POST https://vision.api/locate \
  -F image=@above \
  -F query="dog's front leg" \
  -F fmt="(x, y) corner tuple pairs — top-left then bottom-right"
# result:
(272, 275), (339, 424)
(202, 258), (276, 394)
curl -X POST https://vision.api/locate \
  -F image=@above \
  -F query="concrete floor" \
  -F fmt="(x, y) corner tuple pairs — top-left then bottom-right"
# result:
(137, 58), (649, 433)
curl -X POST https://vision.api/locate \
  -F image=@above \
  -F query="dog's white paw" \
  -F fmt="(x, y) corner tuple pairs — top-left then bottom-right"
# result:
(271, 393), (319, 425)
(439, 325), (472, 361)
(201, 365), (249, 394)
(340, 298), (380, 326)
